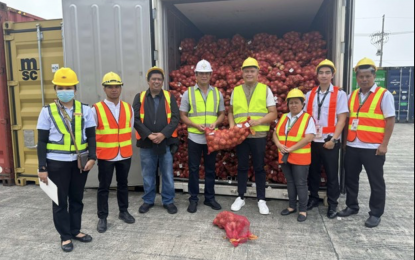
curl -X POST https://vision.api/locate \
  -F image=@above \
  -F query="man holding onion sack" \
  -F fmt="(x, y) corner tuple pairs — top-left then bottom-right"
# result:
(180, 60), (226, 214)
(229, 57), (278, 215)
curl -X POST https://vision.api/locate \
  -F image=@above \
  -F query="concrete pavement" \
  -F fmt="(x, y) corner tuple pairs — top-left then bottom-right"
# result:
(0, 124), (413, 260)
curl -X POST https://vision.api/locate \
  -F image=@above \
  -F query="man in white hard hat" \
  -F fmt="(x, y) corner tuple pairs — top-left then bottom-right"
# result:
(180, 60), (226, 213)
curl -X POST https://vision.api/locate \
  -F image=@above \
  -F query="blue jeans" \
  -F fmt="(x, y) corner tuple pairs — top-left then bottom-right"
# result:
(140, 147), (175, 205)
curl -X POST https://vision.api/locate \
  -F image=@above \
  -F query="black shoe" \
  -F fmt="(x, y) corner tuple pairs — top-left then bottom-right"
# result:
(72, 234), (93, 243)
(164, 203), (178, 214)
(327, 209), (338, 219)
(307, 199), (319, 211)
(139, 203), (154, 214)
(97, 218), (107, 233)
(337, 207), (359, 217)
(61, 241), (73, 253)
(119, 211), (136, 224)
(297, 214), (308, 222)
(365, 216), (381, 228)
(204, 200), (222, 211)
(281, 208), (297, 216)
(187, 201), (198, 214)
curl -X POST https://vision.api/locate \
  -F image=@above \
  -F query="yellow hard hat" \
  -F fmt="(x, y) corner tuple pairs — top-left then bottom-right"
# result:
(241, 57), (260, 70)
(355, 57), (377, 72)
(52, 67), (79, 86)
(102, 72), (123, 86)
(286, 88), (306, 100)
(316, 59), (336, 74)
(146, 66), (165, 79)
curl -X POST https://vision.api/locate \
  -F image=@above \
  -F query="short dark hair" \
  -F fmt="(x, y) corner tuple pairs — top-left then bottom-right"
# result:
(317, 66), (334, 74)
(287, 97), (305, 104)
(147, 71), (164, 82)
(356, 65), (376, 76)
(54, 85), (77, 90)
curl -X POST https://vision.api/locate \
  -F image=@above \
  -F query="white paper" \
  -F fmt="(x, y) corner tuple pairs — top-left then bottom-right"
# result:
(39, 178), (59, 206)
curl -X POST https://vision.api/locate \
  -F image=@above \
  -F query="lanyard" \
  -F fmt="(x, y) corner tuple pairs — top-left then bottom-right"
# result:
(285, 116), (299, 144)
(317, 87), (329, 121)
(357, 91), (372, 118)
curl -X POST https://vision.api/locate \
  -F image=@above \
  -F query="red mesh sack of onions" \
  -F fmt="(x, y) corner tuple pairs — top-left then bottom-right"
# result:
(205, 121), (251, 154)
(213, 211), (258, 247)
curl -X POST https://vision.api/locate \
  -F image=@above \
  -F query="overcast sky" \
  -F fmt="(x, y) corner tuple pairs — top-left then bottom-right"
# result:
(4, 0), (414, 68)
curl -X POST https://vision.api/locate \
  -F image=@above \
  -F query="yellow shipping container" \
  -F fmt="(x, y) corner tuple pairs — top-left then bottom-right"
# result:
(4, 19), (63, 185)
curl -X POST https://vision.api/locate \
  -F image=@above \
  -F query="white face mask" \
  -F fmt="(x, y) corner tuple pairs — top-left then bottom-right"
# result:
(57, 90), (75, 102)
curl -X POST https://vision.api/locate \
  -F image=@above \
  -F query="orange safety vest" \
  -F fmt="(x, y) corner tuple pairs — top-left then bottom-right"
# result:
(347, 87), (387, 144)
(307, 86), (339, 133)
(136, 90), (178, 140)
(94, 101), (133, 160)
(275, 113), (312, 166)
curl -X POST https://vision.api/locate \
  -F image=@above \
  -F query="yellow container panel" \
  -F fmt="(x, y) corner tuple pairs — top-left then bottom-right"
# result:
(4, 20), (63, 184)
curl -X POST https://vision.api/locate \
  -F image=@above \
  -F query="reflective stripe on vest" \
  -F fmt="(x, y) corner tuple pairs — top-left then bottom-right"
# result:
(135, 90), (178, 140)
(233, 83), (270, 133)
(46, 100), (88, 154)
(188, 87), (220, 134)
(94, 101), (133, 160)
(347, 87), (387, 144)
(275, 113), (312, 165)
(306, 86), (339, 134)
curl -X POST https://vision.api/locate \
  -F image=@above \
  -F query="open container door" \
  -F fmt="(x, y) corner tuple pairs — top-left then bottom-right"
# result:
(62, 0), (154, 188)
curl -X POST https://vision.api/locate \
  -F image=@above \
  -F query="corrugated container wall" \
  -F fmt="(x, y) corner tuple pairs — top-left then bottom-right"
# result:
(386, 67), (414, 123)
(0, 2), (43, 186)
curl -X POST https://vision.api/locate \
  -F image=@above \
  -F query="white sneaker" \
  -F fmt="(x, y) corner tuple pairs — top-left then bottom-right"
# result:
(231, 197), (246, 212)
(258, 200), (270, 215)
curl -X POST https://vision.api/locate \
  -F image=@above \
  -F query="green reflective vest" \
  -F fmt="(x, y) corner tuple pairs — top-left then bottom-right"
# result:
(188, 87), (220, 134)
(232, 83), (270, 133)
(46, 100), (88, 154)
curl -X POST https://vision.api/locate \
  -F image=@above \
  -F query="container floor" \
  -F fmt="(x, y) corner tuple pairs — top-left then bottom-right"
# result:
(0, 124), (413, 260)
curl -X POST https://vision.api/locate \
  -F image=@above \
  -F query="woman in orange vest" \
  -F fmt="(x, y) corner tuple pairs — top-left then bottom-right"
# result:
(273, 88), (316, 222)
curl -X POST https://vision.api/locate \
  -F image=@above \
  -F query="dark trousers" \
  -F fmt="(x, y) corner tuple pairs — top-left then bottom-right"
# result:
(282, 163), (310, 212)
(308, 142), (341, 209)
(188, 140), (217, 202)
(97, 158), (131, 219)
(47, 159), (89, 241)
(236, 138), (267, 200)
(345, 146), (386, 218)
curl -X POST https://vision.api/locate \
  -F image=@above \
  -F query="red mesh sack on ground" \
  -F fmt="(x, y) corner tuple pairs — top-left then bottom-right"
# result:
(205, 122), (251, 154)
(213, 211), (258, 247)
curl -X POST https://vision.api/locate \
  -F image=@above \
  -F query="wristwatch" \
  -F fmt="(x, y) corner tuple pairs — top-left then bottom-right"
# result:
(331, 138), (339, 144)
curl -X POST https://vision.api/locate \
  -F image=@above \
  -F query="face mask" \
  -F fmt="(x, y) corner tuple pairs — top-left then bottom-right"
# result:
(57, 90), (75, 103)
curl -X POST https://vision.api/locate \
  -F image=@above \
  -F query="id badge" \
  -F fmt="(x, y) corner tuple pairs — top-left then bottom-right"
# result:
(316, 125), (323, 138)
(351, 119), (359, 131)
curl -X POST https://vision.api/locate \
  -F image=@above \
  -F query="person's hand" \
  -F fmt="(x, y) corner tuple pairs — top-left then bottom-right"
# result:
(83, 160), (95, 172)
(196, 125), (206, 132)
(38, 171), (48, 185)
(209, 123), (217, 130)
(148, 134), (157, 141)
(323, 141), (335, 150)
(248, 119), (261, 127)
(152, 133), (166, 144)
(376, 144), (388, 156)
(277, 144), (289, 154)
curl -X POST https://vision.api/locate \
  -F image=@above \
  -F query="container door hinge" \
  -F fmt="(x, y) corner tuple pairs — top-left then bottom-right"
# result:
(4, 35), (14, 41)
(152, 8), (157, 20)
(7, 81), (18, 87)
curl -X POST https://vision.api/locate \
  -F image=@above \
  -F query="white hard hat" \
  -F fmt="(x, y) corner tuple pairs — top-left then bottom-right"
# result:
(195, 59), (213, 72)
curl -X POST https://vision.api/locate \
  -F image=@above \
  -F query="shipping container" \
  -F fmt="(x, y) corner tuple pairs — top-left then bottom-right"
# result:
(0, 2), (43, 186)
(4, 19), (63, 186)
(352, 69), (387, 91)
(6, 6), (44, 23)
(386, 67), (414, 123)
(62, 0), (355, 198)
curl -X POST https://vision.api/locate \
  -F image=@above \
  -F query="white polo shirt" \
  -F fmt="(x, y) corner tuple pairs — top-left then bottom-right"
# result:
(37, 102), (96, 162)
(347, 84), (396, 149)
(284, 111), (317, 136)
(91, 99), (135, 162)
(304, 84), (349, 143)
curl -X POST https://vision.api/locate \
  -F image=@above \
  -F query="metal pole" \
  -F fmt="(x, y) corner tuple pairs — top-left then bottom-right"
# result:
(36, 24), (45, 107)
(380, 15), (385, 67)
